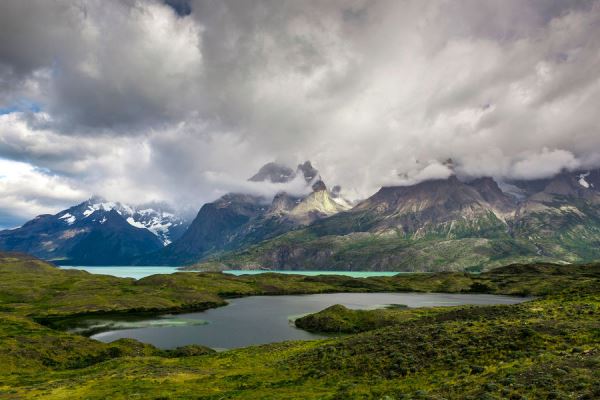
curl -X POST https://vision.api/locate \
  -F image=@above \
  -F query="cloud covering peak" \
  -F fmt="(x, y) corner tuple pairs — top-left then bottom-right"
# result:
(1, 0), (600, 227)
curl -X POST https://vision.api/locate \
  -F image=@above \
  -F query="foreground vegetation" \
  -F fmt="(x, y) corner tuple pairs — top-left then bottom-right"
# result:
(0, 252), (598, 399)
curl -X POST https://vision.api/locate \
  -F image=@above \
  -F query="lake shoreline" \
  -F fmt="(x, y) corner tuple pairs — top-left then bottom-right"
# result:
(84, 292), (531, 349)
(40, 267), (533, 327)
(59, 265), (413, 279)
(38, 287), (532, 335)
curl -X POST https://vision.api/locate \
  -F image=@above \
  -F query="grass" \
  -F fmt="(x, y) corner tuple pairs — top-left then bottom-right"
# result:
(0, 252), (598, 399)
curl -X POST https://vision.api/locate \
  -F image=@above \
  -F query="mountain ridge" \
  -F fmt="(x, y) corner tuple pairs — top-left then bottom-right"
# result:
(191, 168), (600, 272)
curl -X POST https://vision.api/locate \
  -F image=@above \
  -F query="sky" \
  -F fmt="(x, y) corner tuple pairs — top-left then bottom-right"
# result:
(1, 0), (600, 228)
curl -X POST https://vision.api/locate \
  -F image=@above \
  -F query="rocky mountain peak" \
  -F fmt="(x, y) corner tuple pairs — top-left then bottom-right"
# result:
(312, 180), (327, 192)
(467, 177), (516, 212)
(297, 161), (319, 183)
(351, 175), (517, 234)
(248, 160), (320, 185)
(267, 192), (302, 216)
(248, 162), (296, 183)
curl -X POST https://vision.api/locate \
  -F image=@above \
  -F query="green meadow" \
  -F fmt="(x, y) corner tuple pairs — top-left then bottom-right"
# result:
(0, 252), (598, 399)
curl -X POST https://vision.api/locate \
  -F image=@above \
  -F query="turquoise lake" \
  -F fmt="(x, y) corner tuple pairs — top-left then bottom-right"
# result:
(59, 266), (405, 279)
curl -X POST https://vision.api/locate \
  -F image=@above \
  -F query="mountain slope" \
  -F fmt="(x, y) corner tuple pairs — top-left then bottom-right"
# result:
(196, 169), (600, 272)
(147, 193), (269, 264)
(0, 198), (189, 265)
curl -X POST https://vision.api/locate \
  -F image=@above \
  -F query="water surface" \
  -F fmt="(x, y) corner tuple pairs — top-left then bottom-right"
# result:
(59, 265), (405, 279)
(60, 266), (184, 279)
(224, 270), (403, 277)
(88, 292), (529, 350)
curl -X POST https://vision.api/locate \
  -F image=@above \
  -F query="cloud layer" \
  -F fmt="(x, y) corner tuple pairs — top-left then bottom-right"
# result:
(1, 0), (600, 227)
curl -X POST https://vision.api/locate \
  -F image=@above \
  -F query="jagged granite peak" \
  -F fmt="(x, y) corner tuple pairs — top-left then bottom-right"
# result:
(267, 192), (303, 216)
(512, 170), (600, 220)
(249, 160), (321, 185)
(297, 161), (319, 183)
(541, 171), (600, 199)
(508, 169), (600, 211)
(248, 162), (296, 183)
(355, 175), (518, 218)
(312, 180), (327, 192)
(146, 161), (351, 265)
(288, 188), (352, 225)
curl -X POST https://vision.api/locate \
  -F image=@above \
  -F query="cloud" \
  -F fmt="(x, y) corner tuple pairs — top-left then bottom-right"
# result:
(509, 148), (581, 180)
(0, 0), (203, 129)
(0, 158), (87, 228)
(203, 171), (315, 202)
(1, 0), (600, 226)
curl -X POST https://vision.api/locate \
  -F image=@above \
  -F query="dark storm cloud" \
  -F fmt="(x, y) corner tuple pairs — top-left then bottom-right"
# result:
(0, 0), (203, 130)
(1, 0), (600, 226)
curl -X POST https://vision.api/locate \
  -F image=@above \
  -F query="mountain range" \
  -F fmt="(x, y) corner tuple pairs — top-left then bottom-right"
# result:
(137, 161), (351, 265)
(192, 167), (600, 272)
(2, 162), (600, 271)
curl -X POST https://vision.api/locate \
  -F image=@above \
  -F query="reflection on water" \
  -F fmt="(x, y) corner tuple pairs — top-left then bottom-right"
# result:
(66, 316), (208, 335)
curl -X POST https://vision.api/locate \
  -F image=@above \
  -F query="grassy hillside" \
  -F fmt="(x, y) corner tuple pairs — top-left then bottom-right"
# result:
(190, 230), (561, 272)
(187, 201), (600, 272)
(0, 252), (598, 399)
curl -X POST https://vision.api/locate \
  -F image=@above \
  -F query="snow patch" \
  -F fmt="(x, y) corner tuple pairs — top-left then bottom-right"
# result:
(126, 217), (146, 229)
(578, 172), (591, 189)
(59, 213), (76, 225)
(83, 202), (118, 217)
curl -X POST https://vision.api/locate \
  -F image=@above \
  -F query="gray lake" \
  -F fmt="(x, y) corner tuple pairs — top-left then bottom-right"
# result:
(87, 292), (530, 350)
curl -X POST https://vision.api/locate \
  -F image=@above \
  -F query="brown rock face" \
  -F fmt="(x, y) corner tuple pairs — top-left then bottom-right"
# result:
(312, 180), (327, 192)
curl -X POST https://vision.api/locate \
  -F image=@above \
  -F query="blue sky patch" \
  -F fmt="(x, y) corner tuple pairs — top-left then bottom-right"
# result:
(0, 99), (41, 115)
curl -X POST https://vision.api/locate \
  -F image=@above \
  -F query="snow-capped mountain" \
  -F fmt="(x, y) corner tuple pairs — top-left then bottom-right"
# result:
(0, 197), (190, 265)
(60, 197), (188, 245)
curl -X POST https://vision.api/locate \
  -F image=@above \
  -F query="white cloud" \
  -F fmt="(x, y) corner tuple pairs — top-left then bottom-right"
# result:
(0, 158), (87, 227)
(1, 0), (600, 225)
(510, 148), (580, 180)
